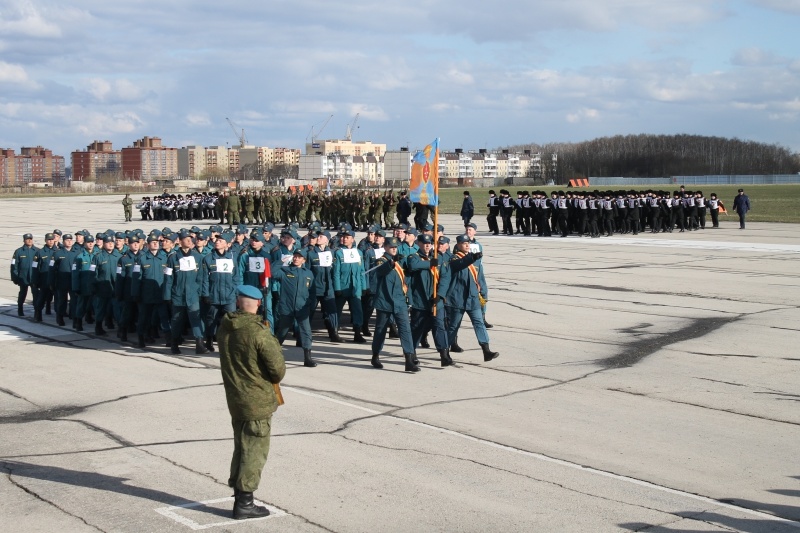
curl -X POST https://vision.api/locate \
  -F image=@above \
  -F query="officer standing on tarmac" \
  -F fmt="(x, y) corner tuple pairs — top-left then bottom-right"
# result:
(370, 237), (418, 372)
(271, 248), (317, 367)
(122, 194), (133, 222)
(201, 231), (241, 353)
(486, 190), (500, 235)
(218, 284), (285, 520)
(32, 233), (57, 322)
(10, 233), (38, 317)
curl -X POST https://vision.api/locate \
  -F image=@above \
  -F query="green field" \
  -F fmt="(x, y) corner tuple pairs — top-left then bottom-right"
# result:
(436, 185), (800, 224)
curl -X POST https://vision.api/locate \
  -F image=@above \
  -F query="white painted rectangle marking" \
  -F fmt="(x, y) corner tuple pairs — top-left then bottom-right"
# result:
(155, 497), (287, 530)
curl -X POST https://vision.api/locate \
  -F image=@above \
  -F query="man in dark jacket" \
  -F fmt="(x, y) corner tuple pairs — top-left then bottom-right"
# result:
(10, 233), (38, 317)
(219, 284), (286, 520)
(460, 191), (474, 228)
(733, 189), (751, 229)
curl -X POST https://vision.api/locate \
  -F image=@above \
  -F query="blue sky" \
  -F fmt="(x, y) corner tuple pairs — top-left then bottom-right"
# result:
(1, 0), (799, 160)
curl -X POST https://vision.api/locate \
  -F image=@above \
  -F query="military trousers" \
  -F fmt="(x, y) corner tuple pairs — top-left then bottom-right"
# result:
(276, 311), (312, 349)
(170, 303), (203, 340)
(335, 292), (363, 328)
(34, 285), (53, 313)
(311, 296), (338, 332)
(410, 304), (448, 351)
(137, 301), (170, 336)
(446, 305), (489, 346)
(205, 301), (236, 341)
(229, 418), (272, 493)
(372, 309), (415, 355)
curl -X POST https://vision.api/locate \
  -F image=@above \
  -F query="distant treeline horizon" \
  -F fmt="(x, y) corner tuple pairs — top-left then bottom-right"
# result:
(502, 134), (800, 180)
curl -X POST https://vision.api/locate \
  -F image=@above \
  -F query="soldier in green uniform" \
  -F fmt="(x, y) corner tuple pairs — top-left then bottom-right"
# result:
(226, 191), (242, 228)
(122, 194), (133, 222)
(219, 284), (285, 520)
(244, 191), (255, 225)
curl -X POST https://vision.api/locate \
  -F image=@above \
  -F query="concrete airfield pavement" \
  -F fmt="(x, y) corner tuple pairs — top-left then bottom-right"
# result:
(1, 194), (800, 532)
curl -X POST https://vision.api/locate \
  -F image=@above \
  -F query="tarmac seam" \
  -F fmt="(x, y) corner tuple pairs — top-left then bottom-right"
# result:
(1, 462), (107, 532)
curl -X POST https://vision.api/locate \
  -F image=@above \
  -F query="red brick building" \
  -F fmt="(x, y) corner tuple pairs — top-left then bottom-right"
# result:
(121, 136), (178, 181)
(0, 147), (65, 185)
(71, 141), (121, 182)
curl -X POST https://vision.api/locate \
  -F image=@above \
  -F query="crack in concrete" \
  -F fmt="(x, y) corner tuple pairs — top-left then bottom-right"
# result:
(0, 386), (40, 406)
(607, 388), (800, 427)
(695, 377), (747, 387)
(1, 462), (107, 532)
(688, 351), (758, 359)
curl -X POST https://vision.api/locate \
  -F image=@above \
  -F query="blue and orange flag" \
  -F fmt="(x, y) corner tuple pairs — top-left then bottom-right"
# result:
(409, 137), (440, 206)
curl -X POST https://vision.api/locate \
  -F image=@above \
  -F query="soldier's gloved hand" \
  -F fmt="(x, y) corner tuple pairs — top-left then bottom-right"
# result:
(431, 295), (441, 305)
(472, 251), (483, 260)
(334, 290), (343, 298)
(395, 254), (404, 262)
(429, 257), (438, 267)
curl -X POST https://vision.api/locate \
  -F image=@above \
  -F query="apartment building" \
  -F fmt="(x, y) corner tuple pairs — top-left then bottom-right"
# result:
(71, 141), (121, 182)
(0, 146), (65, 185)
(121, 136), (178, 180)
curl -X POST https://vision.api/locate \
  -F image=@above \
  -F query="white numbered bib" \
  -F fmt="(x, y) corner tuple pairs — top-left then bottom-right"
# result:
(280, 253), (292, 266)
(342, 248), (360, 264)
(179, 256), (197, 272)
(469, 243), (481, 254)
(374, 248), (385, 259)
(133, 265), (141, 273)
(248, 257), (265, 273)
(317, 251), (333, 267)
(216, 258), (234, 273)
(89, 264), (97, 272)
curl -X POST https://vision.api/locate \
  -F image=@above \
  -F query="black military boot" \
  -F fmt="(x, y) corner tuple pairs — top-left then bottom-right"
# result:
(371, 353), (383, 369)
(303, 349), (317, 367)
(94, 322), (107, 336)
(361, 323), (372, 337)
(450, 341), (464, 353)
(17, 304), (24, 317)
(420, 334), (430, 348)
(46, 303), (52, 315)
(388, 323), (399, 339)
(195, 338), (209, 355)
(137, 334), (146, 349)
(170, 340), (181, 355)
(119, 327), (128, 342)
(84, 312), (94, 325)
(480, 343), (499, 362)
(439, 348), (454, 367)
(56, 314), (65, 326)
(353, 330), (366, 344)
(33, 309), (43, 323)
(74, 318), (84, 332)
(232, 491), (270, 520)
(484, 321), (493, 329)
(404, 352), (420, 373)
(204, 337), (214, 352)
(105, 317), (115, 330)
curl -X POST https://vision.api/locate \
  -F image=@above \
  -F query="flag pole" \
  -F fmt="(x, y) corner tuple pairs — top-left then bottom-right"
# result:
(432, 138), (440, 317)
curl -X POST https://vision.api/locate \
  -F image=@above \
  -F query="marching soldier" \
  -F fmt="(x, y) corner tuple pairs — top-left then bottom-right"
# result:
(10, 233), (38, 317)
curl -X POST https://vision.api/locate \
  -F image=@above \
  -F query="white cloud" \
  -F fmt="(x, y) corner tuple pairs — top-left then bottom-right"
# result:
(83, 77), (146, 103)
(186, 112), (211, 127)
(0, 0), (62, 38)
(442, 66), (474, 86)
(732, 47), (784, 66)
(429, 103), (461, 112)
(346, 104), (389, 122)
(749, 0), (800, 15)
(566, 108), (600, 123)
(0, 61), (35, 86)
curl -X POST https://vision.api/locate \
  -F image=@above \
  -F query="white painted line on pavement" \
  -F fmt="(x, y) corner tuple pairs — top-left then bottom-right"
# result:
(154, 497), (287, 530)
(286, 386), (800, 528)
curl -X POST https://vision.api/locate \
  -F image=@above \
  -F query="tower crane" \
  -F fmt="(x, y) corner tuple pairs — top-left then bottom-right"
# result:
(306, 114), (334, 144)
(226, 117), (247, 148)
(345, 112), (360, 141)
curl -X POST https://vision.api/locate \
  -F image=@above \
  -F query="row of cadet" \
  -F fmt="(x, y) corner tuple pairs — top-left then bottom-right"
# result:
(481, 188), (752, 237)
(9, 221), (499, 372)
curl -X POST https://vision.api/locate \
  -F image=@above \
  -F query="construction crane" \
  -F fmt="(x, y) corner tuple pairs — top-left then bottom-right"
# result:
(345, 112), (360, 141)
(306, 114), (334, 145)
(226, 117), (247, 148)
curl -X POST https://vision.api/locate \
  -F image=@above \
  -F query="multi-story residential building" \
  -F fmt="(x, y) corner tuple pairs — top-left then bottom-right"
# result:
(71, 141), (121, 182)
(0, 146), (65, 185)
(177, 145), (207, 179)
(305, 138), (386, 158)
(298, 153), (383, 186)
(121, 136), (178, 181)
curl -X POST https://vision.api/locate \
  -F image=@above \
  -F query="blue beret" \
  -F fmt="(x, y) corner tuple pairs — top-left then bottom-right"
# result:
(236, 284), (263, 300)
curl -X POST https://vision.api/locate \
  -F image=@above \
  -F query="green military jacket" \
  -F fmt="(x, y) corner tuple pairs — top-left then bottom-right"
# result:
(219, 310), (286, 420)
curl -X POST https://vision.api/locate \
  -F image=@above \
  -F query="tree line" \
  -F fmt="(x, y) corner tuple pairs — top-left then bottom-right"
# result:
(506, 134), (800, 182)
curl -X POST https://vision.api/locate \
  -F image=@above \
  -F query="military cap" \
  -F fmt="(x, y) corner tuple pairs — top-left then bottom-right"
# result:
(438, 235), (450, 244)
(368, 224), (381, 233)
(63, 233), (74, 240)
(455, 234), (470, 244)
(95, 234), (108, 243)
(236, 284), (263, 300)
(197, 230), (211, 240)
(162, 227), (173, 234)
(417, 234), (433, 244)
(178, 229), (193, 240)
(23, 233), (33, 240)
(397, 223), (410, 231)
(209, 225), (223, 233)
(45, 233), (55, 240)
(488, 190), (496, 195)
(375, 229), (387, 238)
(53, 229), (63, 236)
(407, 228), (419, 236)
(249, 231), (265, 242)
(115, 232), (126, 239)
(423, 223), (434, 231)
(190, 225), (202, 233)
(149, 229), (163, 238)
(163, 232), (179, 242)
(84, 235), (95, 243)
(146, 235), (159, 243)
(219, 232), (234, 243)
(385, 237), (400, 248)
(320, 230), (332, 240)
(280, 228), (294, 237)
(262, 223), (275, 232)
(466, 222), (477, 230)
(738, 188), (744, 193)
(344, 230), (355, 238)
(292, 248), (309, 260)
(128, 234), (140, 243)
(338, 222), (353, 232)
